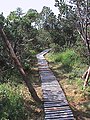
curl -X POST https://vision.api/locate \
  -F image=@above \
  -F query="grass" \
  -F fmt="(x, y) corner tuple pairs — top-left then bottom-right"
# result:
(45, 50), (90, 120)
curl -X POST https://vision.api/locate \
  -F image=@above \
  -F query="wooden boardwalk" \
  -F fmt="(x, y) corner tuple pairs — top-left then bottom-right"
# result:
(36, 49), (75, 120)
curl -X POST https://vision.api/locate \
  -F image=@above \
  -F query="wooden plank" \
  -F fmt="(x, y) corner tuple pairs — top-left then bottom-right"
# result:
(45, 113), (74, 118)
(45, 115), (74, 120)
(45, 109), (72, 114)
(45, 106), (72, 112)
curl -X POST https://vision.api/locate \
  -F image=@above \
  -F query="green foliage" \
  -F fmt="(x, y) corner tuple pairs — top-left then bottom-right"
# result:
(0, 8), (39, 83)
(74, 37), (89, 64)
(36, 29), (52, 50)
(29, 50), (37, 55)
(0, 13), (5, 28)
(46, 52), (58, 62)
(51, 49), (79, 66)
(47, 49), (80, 73)
(0, 83), (26, 120)
(58, 49), (78, 66)
(24, 62), (30, 70)
(49, 43), (62, 52)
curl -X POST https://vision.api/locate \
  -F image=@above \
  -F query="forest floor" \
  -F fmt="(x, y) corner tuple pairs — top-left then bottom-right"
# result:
(45, 55), (90, 120)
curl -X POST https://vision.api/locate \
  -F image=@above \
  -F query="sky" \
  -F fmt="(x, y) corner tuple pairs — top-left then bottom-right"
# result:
(0, 0), (59, 17)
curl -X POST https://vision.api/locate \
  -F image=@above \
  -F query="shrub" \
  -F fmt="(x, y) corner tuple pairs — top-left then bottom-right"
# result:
(49, 43), (61, 52)
(0, 83), (26, 120)
(61, 50), (78, 66)
(55, 49), (79, 67)
(54, 53), (62, 62)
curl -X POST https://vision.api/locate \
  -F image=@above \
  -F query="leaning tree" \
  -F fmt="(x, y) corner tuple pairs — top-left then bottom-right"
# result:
(0, 10), (41, 103)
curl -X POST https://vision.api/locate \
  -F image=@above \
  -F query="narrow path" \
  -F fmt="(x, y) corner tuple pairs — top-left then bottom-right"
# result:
(36, 49), (75, 120)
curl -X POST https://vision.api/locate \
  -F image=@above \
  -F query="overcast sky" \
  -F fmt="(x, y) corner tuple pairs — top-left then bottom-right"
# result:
(0, 0), (59, 17)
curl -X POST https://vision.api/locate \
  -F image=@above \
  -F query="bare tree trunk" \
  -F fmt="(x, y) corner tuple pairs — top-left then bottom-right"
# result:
(76, 0), (90, 87)
(76, 0), (90, 61)
(82, 67), (90, 88)
(0, 28), (41, 103)
(85, 0), (90, 64)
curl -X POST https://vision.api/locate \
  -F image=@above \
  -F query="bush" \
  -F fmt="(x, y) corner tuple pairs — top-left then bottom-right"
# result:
(54, 53), (62, 62)
(60, 50), (78, 66)
(49, 43), (61, 52)
(55, 49), (79, 67)
(0, 83), (26, 120)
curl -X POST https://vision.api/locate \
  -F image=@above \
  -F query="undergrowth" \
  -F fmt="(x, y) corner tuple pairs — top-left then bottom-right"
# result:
(0, 60), (43, 120)
(46, 49), (90, 119)
(0, 83), (27, 120)
(47, 49), (79, 65)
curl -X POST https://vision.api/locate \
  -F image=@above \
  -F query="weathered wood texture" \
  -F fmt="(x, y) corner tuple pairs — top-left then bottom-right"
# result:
(36, 49), (75, 120)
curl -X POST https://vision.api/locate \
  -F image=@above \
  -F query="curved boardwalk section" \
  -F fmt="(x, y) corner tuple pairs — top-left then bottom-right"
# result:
(36, 49), (75, 120)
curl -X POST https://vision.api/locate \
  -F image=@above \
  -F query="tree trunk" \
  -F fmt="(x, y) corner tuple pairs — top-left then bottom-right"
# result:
(76, 0), (90, 87)
(85, 0), (90, 64)
(82, 66), (90, 88)
(76, 0), (90, 63)
(0, 28), (41, 103)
